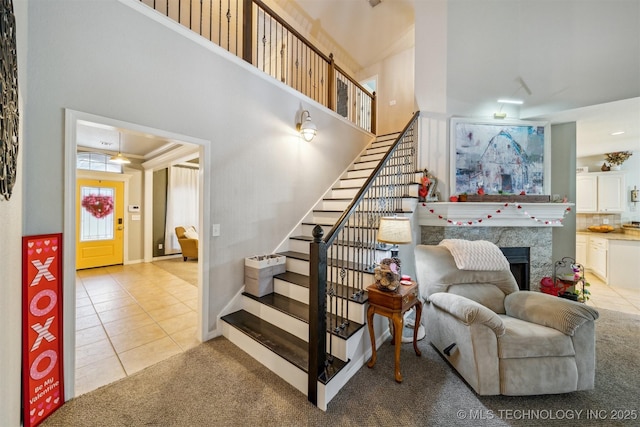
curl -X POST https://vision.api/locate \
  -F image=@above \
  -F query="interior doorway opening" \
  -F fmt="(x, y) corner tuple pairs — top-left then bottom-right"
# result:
(64, 109), (211, 399)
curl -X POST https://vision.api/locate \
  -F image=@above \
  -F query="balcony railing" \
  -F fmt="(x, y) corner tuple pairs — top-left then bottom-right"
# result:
(139, 0), (376, 133)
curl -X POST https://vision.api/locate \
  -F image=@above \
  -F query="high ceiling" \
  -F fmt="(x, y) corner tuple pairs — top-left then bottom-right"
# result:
(292, 0), (640, 158)
(77, 0), (639, 160)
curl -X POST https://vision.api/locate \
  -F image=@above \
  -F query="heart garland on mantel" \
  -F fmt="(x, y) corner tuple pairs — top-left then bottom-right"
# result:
(81, 194), (114, 219)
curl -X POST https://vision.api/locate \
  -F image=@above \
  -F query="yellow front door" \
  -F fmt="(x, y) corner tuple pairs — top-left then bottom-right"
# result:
(76, 179), (124, 270)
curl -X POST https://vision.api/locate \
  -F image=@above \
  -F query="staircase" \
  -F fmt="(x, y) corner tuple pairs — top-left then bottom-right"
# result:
(221, 115), (420, 410)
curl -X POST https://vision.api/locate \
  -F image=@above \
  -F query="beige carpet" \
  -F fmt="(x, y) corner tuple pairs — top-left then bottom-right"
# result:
(153, 257), (198, 287)
(42, 308), (639, 426)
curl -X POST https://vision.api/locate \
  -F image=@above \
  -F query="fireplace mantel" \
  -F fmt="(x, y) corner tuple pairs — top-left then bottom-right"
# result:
(418, 202), (574, 227)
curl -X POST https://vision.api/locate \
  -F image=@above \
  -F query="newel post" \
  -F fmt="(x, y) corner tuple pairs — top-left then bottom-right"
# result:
(371, 91), (377, 134)
(308, 225), (327, 406)
(327, 53), (335, 111)
(242, 0), (253, 64)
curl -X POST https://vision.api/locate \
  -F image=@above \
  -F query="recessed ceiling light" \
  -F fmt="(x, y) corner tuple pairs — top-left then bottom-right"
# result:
(497, 99), (524, 105)
(610, 131), (625, 136)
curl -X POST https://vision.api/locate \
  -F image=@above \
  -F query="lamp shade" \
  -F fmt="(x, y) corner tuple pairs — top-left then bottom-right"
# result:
(377, 216), (412, 244)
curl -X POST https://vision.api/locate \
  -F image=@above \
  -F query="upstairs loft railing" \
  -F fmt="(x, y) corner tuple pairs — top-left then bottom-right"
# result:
(308, 112), (420, 405)
(139, 0), (376, 133)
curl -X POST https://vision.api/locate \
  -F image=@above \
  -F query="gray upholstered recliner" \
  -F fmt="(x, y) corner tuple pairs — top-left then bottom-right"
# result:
(415, 243), (599, 396)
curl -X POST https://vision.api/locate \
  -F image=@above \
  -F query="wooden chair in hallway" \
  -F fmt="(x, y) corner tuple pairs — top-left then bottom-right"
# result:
(175, 226), (198, 261)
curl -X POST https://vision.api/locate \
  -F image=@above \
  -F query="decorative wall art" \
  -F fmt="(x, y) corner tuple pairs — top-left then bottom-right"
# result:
(22, 233), (65, 427)
(450, 119), (550, 197)
(1, 0), (19, 201)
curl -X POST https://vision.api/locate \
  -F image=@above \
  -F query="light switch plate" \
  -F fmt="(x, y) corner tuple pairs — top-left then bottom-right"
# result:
(212, 224), (221, 237)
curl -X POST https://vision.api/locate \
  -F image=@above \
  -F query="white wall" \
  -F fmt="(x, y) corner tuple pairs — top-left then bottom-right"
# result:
(0, 0), (26, 424)
(16, 0), (371, 411)
(357, 46), (415, 135)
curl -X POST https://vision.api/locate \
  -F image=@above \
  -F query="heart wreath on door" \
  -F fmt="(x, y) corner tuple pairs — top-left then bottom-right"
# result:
(81, 194), (114, 219)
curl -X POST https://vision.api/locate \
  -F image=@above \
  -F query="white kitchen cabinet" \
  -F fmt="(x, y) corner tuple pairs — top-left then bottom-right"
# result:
(608, 240), (640, 290)
(588, 236), (608, 283)
(576, 234), (587, 267)
(576, 174), (597, 212)
(576, 172), (625, 213)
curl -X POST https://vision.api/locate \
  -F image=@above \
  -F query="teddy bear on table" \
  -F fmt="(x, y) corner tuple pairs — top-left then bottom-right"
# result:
(374, 257), (402, 291)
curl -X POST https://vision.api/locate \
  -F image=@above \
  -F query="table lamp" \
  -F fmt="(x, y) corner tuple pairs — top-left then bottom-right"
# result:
(377, 216), (412, 258)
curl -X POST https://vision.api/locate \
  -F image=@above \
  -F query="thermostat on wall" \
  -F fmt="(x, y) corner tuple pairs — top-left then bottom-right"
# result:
(128, 205), (140, 213)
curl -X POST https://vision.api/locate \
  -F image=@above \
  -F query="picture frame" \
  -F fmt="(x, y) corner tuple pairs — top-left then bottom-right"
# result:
(449, 118), (550, 196)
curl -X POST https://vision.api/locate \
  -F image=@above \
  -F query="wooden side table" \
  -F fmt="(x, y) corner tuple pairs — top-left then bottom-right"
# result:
(366, 281), (422, 382)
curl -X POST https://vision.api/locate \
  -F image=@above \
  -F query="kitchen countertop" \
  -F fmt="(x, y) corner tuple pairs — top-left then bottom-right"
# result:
(577, 230), (640, 241)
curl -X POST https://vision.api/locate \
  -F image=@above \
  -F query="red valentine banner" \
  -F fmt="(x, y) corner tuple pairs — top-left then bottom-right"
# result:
(22, 233), (64, 427)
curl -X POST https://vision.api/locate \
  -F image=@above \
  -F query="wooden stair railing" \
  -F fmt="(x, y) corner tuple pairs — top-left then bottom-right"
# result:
(308, 112), (420, 404)
(138, 0), (376, 133)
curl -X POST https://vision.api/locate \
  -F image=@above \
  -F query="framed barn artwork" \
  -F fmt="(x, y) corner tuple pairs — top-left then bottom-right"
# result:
(450, 118), (550, 196)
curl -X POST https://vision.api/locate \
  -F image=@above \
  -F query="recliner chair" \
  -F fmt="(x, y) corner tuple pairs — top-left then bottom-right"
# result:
(415, 243), (599, 396)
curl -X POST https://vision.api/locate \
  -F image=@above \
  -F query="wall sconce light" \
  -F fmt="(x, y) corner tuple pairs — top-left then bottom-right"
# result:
(109, 133), (131, 164)
(296, 110), (317, 142)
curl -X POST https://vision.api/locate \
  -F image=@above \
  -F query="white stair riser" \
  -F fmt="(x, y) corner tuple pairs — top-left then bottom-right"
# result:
(319, 197), (415, 214)
(242, 296), (308, 341)
(337, 177), (367, 188)
(288, 238), (311, 254)
(331, 188), (359, 199)
(310, 210), (342, 224)
(353, 160), (379, 170)
(285, 256), (375, 284)
(223, 323), (307, 396)
(286, 257), (311, 275)
(274, 278), (309, 303)
(345, 169), (374, 179)
(358, 152), (384, 163)
(273, 278), (367, 324)
(366, 146), (390, 155)
(320, 199), (352, 211)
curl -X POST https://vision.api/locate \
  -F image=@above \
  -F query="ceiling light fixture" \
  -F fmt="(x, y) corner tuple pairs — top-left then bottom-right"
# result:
(109, 133), (131, 164)
(494, 76), (532, 120)
(296, 110), (317, 142)
(610, 131), (625, 136)
(497, 99), (524, 105)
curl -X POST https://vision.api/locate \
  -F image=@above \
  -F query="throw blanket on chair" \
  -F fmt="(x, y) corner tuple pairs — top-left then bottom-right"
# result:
(439, 239), (510, 271)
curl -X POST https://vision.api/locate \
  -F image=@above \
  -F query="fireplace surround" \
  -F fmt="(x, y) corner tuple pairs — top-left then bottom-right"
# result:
(420, 226), (550, 292)
(418, 202), (572, 292)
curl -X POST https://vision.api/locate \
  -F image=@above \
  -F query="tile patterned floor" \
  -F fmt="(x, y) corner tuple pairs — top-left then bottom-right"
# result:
(75, 262), (199, 396)
(584, 271), (640, 315)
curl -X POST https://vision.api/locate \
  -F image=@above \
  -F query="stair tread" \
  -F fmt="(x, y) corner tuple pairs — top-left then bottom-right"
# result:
(279, 250), (309, 261)
(222, 310), (308, 371)
(242, 292), (365, 339)
(275, 271), (309, 288)
(222, 310), (348, 384)
(274, 269), (369, 304)
(289, 234), (399, 252)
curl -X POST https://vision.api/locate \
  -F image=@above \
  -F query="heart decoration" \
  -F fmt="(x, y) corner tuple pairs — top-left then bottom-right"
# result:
(81, 194), (115, 219)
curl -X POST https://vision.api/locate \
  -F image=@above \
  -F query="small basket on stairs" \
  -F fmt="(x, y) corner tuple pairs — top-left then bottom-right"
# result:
(244, 255), (286, 297)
